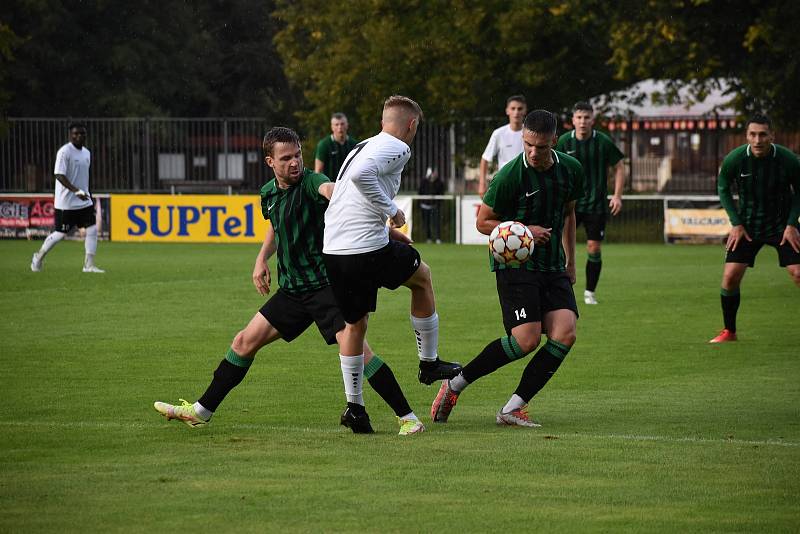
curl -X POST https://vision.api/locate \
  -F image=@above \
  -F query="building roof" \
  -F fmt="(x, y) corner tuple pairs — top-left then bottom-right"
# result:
(595, 79), (736, 118)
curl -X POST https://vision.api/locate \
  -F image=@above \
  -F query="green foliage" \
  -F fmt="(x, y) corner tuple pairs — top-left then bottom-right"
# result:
(1, 241), (799, 531)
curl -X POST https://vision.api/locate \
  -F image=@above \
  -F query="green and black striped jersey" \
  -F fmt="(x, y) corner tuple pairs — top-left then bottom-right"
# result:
(314, 135), (358, 180)
(260, 169), (331, 293)
(718, 144), (800, 239)
(483, 151), (584, 273)
(556, 129), (624, 214)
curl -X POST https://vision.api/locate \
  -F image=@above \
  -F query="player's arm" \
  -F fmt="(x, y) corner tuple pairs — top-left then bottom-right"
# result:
(563, 200), (577, 285)
(478, 158), (490, 198)
(717, 157), (750, 251)
(55, 174), (89, 200)
(780, 159), (800, 252)
(314, 159), (324, 173)
(318, 181), (335, 200)
(478, 131), (499, 198)
(349, 157), (402, 225)
(252, 225), (277, 296)
(609, 160), (625, 216)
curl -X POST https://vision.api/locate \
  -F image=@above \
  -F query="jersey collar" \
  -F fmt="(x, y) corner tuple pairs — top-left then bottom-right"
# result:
(745, 144), (777, 158)
(522, 150), (559, 169)
(570, 129), (595, 140)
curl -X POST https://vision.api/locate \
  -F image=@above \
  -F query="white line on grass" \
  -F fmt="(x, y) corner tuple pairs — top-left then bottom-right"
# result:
(1, 421), (798, 448)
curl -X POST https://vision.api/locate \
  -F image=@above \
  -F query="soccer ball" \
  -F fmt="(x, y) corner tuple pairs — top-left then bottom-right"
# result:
(489, 221), (534, 266)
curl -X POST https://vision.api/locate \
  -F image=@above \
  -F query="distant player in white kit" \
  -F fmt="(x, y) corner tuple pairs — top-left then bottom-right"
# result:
(478, 95), (528, 197)
(31, 122), (104, 273)
(322, 95), (461, 431)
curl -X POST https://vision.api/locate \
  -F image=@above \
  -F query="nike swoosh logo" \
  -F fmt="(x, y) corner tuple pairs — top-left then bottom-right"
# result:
(526, 190), (540, 198)
(566, 150), (576, 154)
(740, 173), (752, 177)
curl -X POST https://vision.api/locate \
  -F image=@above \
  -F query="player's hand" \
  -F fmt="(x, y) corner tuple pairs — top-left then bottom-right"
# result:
(726, 225), (751, 252)
(252, 261), (271, 296)
(391, 209), (406, 228)
(780, 225), (800, 253)
(529, 225), (552, 244)
(566, 262), (576, 285)
(389, 227), (413, 244)
(76, 189), (89, 201)
(609, 195), (622, 216)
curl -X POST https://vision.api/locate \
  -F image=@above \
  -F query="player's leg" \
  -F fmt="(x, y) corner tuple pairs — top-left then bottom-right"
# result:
(583, 213), (606, 304)
(777, 240), (800, 288)
(31, 209), (70, 271)
(498, 273), (578, 427)
(76, 205), (104, 272)
(394, 248), (461, 384)
(362, 341), (424, 435)
(432, 269), (542, 423)
(711, 237), (762, 342)
(787, 264), (800, 288)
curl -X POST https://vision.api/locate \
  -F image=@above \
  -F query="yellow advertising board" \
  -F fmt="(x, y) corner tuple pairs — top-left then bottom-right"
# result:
(110, 194), (269, 243)
(664, 208), (731, 239)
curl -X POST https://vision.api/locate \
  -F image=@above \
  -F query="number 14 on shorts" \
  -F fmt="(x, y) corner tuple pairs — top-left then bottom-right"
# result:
(514, 308), (527, 320)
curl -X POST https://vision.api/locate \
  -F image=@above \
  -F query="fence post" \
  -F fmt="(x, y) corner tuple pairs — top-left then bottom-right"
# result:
(222, 118), (229, 183)
(144, 118), (152, 190)
(448, 123), (456, 194)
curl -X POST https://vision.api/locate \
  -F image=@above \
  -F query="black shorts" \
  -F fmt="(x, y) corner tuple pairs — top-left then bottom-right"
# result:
(725, 235), (800, 267)
(259, 287), (344, 345)
(496, 268), (579, 334)
(54, 206), (95, 233)
(323, 240), (422, 324)
(575, 211), (606, 241)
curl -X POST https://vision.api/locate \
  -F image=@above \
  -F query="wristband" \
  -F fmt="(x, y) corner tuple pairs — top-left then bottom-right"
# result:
(76, 189), (87, 197)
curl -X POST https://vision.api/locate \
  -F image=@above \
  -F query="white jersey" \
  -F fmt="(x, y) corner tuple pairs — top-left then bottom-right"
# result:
(323, 131), (411, 255)
(482, 124), (523, 169)
(53, 142), (92, 210)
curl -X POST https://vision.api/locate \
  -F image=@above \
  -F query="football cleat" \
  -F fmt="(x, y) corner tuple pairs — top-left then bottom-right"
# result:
(82, 265), (105, 273)
(430, 379), (459, 423)
(496, 406), (541, 428)
(418, 358), (462, 385)
(31, 252), (43, 272)
(583, 290), (598, 305)
(709, 328), (737, 343)
(153, 399), (207, 428)
(340, 405), (374, 434)
(397, 417), (425, 436)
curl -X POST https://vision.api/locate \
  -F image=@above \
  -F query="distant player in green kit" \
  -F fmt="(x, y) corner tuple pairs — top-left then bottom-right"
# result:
(154, 127), (424, 436)
(314, 112), (358, 180)
(709, 114), (800, 343)
(431, 110), (584, 427)
(556, 102), (625, 305)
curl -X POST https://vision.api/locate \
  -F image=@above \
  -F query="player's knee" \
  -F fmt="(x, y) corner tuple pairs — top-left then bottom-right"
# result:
(231, 329), (258, 357)
(407, 261), (432, 289)
(789, 267), (800, 287)
(551, 330), (577, 347)
(516, 333), (541, 354)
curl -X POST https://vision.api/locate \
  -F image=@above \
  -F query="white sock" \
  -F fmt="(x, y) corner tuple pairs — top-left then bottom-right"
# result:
(399, 412), (418, 421)
(339, 354), (364, 405)
(502, 394), (526, 414)
(449, 373), (469, 393)
(411, 312), (439, 362)
(39, 231), (66, 257)
(193, 402), (213, 421)
(84, 225), (98, 266)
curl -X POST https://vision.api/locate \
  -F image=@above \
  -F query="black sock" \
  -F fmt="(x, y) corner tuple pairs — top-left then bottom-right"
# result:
(461, 337), (525, 383)
(586, 253), (601, 292)
(365, 356), (412, 417)
(514, 340), (570, 402)
(721, 289), (740, 332)
(197, 348), (252, 413)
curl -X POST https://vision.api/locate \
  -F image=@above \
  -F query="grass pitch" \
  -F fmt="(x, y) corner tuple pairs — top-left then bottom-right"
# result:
(1, 240), (798, 532)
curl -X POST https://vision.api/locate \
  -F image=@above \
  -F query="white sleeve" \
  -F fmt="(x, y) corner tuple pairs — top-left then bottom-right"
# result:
(482, 129), (499, 162)
(350, 156), (399, 218)
(54, 147), (68, 175)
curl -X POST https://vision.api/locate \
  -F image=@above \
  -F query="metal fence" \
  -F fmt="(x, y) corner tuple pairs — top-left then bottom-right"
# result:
(3, 117), (800, 196)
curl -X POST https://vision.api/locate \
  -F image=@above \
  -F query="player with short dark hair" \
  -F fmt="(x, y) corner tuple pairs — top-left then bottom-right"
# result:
(322, 95), (461, 431)
(31, 122), (104, 273)
(478, 95), (528, 197)
(431, 109), (584, 427)
(314, 112), (358, 180)
(709, 114), (800, 343)
(556, 101), (625, 305)
(154, 126), (424, 436)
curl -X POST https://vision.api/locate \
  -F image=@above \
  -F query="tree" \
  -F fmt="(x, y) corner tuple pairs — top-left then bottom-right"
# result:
(608, 0), (800, 128)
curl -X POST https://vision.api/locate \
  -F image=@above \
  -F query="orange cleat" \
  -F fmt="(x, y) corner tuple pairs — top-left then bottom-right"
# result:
(709, 329), (737, 343)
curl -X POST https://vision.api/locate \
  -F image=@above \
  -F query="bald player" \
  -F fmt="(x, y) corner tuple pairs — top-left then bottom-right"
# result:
(322, 95), (462, 431)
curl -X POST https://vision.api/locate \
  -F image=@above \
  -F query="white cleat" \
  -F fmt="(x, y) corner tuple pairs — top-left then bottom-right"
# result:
(82, 265), (106, 273)
(583, 290), (598, 305)
(31, 252), (43, 272)
(496, 406), (541, 428)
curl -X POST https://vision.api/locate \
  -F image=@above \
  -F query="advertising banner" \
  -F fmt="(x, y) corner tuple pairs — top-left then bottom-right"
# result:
(460, 195), (486, 245)
(664, 208), (731, 242)
(0, 195), (110, 239)
(110, 194), (269, 243)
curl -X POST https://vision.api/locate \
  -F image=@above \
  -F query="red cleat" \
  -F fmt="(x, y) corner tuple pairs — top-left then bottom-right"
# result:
(709, 329), (737, 343)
